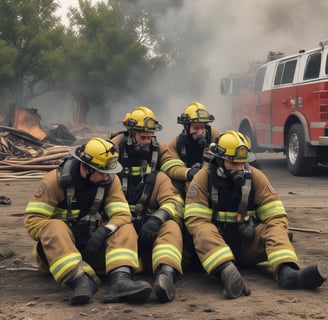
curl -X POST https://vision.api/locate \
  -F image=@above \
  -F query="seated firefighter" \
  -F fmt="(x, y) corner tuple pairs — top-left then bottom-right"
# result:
(184, 130), (326, 299)
(110, 106), (184, 302)
(24, 137), (152, 305)
(110, 105), (192, 185)
(168, 101), (221, 197)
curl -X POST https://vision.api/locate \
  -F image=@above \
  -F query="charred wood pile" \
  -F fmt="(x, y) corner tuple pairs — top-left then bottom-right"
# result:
(0, 103), (112, 181)
(0, 104), (75, 180)
(0, 126), (71, 180)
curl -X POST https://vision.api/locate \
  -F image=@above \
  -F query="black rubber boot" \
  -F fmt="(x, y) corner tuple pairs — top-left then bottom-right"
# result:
(67, 273), (98, 305)
(220, 262), (251, 299)
(153, 264), (176, 303)
(103, 267), (152, 303)
(278, 264), (326, 290)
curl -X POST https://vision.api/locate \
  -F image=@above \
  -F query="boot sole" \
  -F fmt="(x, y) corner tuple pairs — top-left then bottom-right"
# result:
(70, 294), (91, 305)
(153, 274), (175, 303)
(221, 264), (250, 299)
(103, 285), (152, 304)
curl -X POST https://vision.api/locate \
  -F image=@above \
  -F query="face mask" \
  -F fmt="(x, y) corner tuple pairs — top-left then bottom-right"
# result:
(133, 142), (151, 156)
(227, 169), (246, 186)
(194, 135), (207, 148)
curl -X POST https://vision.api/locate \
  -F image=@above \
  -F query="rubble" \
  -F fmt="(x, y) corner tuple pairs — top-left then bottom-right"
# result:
(0, 103), (112, 181)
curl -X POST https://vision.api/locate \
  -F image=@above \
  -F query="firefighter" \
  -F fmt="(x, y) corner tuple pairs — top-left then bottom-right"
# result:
(184, 130), (326, 299)
(110, 106), (184, 302)
(168, 101), (221, 196)
(166, 102), (221, 270)
(24, 138), (152, 305)
(110, 106), (189, 183)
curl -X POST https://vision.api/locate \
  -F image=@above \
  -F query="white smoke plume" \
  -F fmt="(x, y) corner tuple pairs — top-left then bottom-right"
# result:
(35, 0), (328, 143)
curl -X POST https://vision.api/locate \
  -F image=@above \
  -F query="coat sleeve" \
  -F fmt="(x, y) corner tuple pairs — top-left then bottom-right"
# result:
(184, 167), (213, 235)
(24, 169), (64, 241)
(149, 171), (184, 226)
(103, 174), (132, 226)
(159, 140), (189, 181)
(252, 167), (288, 225)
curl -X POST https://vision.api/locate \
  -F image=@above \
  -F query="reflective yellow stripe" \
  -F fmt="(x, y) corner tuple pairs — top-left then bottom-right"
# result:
(152, 244), (182, 266)
(203, 246), (234, 274)
(186, 201), (285, 224)
(161, 195), (184, 219)
(106, 248), (138, 268)
(267, 249), (299, 271)
(214, 210), (256, 223)
(185, 204), (256, 222)
(130, 165), (152, 176)
(25, 201), (55, 217)
(257, 200), (287, 221)
(53, 207), (79, 220)
(104, 202), (131, 219)
(160, 159), (185, 172)
(49, 252), (82, 281)
(185, 203), (212, 220)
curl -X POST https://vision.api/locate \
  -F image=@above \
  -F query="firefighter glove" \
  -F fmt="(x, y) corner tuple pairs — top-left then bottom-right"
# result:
(86, 224), (117, 253)
(138, 209), (170, 245)
(237, 216), (256, 241)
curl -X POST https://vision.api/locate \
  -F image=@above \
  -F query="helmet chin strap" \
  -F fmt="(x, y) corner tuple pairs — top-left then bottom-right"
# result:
(127, 131), (135, 145)
(82, 164), (95, 180)
(216, 159), (227, 177)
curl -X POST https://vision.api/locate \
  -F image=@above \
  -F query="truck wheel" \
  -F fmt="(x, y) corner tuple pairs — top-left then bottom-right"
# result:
(286, 123), (316, 176)
(240, 125), (257, 151)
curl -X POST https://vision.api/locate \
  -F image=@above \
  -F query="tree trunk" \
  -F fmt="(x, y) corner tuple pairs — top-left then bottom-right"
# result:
(73, 92), (90, 124)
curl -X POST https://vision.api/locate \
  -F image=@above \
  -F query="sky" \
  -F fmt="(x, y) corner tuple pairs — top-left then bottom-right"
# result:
(39, 0), (328, 142)
(55, 0), (100, 26)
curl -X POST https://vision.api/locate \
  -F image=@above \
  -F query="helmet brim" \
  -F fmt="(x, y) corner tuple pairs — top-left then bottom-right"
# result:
(205, 150), (257, 163)
(70, 147), (123, 174)
(124, 123), (163, 132)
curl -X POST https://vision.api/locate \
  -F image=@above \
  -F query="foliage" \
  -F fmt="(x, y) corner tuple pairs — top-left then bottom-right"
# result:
(0, 0), (184, 122)
(0, 0), (66, 104)
(63, 0), (163, 106)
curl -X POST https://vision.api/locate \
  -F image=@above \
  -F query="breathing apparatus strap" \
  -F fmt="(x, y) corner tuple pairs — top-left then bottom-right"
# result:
(207, 164), (220, 226)
(59, 157), (109, 226)
(208, 162), (252, 226)
(86, 186), (105, 234)
(59, 158), (75, 222)
(236, 163), (252, 223)
(122, 139), (129, 194)
(150, 136), (159, 171)
(133, 171), (157, 231)
(176, 134), (187, 161)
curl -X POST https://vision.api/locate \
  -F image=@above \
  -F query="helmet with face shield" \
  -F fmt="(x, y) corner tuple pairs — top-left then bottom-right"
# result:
(177, 102), (215, 124)
(71, 137), (122, 174)
(208, 130), (251, 163)
(123, 106), (162, 132)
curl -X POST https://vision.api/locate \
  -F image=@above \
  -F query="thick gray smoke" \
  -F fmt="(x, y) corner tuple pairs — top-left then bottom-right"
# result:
(35, 0), (328, 143)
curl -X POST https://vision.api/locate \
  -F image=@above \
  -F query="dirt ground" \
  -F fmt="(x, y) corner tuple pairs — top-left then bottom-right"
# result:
(0, 152), (327, 320)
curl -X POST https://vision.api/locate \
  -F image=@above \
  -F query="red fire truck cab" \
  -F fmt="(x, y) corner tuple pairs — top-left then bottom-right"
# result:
(220, 40), (328, 176)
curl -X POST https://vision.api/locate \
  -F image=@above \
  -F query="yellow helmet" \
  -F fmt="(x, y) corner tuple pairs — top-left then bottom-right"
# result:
(123, 106), (162, 132)
(177, 101), (215, 124)
(71, 137), (122, 173)
(209, 130), (251, 163)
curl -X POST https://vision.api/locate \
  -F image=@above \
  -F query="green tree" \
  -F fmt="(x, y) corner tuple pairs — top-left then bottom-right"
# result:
(0, 0), (66, 104)
(63, 0), (172, 123)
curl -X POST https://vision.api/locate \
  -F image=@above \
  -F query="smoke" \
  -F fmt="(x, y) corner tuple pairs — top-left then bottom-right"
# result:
(34, 0), (328, 143)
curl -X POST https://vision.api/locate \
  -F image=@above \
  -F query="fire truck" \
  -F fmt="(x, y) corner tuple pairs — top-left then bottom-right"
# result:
(220, 40), (328, 176)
